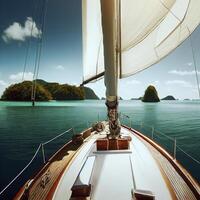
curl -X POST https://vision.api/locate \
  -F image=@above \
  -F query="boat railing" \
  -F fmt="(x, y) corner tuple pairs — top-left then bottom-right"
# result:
(1, 114), (199, 198)
(0, 120), (98, 199)
(0, 144), (42, 197)
(120, 113), (200, 182)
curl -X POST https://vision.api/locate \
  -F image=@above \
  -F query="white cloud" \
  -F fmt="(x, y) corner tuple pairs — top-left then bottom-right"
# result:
(9, 72), (34, 82)
(56, 65), (65, 70)
(125, 80), (141, 85)
(71, 82), (78, 86)
(0, 80), (7, 86)
(165, 80), (192, 88)
(149, 80), (160, 85)
(2, 17), (41, 42)
(0, 80), (8, 97)
(187, 62), (193, 66)
(168, 70), (200, 76)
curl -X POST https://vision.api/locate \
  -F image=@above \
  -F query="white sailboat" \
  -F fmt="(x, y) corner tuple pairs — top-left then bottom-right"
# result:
(6, 0), (200, 199)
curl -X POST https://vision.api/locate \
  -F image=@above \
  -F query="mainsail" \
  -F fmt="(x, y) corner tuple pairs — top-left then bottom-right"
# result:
(82, 0), (200, 83)
(82, 0), (104, 84)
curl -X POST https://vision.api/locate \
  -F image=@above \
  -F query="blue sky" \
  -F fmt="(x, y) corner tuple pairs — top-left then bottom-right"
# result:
(0, 0), (200, 99)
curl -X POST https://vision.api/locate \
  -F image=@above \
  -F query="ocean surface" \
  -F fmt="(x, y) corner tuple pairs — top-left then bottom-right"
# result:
(0, 100), (200, 199)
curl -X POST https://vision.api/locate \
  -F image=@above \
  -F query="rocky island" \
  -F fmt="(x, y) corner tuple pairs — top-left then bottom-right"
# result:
(161, 95), (176, 100)
(82, 87), (99, 99)
(142, 85), (160, 102)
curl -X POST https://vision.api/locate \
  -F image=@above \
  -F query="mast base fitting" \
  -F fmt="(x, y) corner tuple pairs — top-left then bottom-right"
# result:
(106, 99), (121, 138)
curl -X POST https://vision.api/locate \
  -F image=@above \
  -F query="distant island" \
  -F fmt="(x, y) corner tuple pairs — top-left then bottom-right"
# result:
(161, 95), (176, 100)
(101, 97), (123, 100)
(1, 79), (99, 101)
(142, 85), (160, 102)
(131, 97), (142, 100)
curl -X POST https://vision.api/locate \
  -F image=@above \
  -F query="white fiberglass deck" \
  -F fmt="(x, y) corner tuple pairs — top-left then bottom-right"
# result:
(52, 126), (174, 200)
(91, 151), (134, 200)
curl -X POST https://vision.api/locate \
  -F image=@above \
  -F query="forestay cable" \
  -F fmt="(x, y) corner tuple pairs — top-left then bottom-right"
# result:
(188, 31), (200, 99)
(31, 0), (49, 103)
(22, 0), (40, 82)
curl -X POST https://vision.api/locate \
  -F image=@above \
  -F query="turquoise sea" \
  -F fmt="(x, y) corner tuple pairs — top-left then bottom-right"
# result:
(0, 100), (200, 199)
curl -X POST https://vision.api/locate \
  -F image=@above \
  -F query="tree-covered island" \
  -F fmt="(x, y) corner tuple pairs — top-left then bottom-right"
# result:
(1, 80), (99, 101)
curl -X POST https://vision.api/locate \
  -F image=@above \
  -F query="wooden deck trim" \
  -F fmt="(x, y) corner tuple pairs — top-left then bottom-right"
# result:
(13, 141), (75, 200)
(13, 128), (92, 200)
(45, 148), (78, 200)
(122, 125), (200, 199)
(153, 153), (178, 200)
(47, 132), (95, 199)
(30, 141), (72, 187)
(13, 184), (27, 200)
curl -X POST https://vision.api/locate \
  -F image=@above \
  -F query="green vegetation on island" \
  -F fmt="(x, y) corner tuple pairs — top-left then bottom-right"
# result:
(142, 85), (160, 102)
(1, 81), (52, 101)
(82, 86), (99, 99)
(161, 95), (176, 100)
(1, 80), (99, 101)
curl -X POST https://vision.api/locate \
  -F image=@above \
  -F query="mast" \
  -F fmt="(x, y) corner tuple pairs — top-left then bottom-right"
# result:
(100, 0), (121, 138)
(82, 0), (200, 136)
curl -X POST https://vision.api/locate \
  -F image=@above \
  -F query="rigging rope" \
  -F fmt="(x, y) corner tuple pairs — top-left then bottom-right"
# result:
(0, 0), (51, 195)
(22, 0), (40, 82)
(0, 117), (200, 197)
(158, 0), (200, 98)
(188, 29), (200, 99)
(22, 42), (30, 81)
(31, 0), (49, 103)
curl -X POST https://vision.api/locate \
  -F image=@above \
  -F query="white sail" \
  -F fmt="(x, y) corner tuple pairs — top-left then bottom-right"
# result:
(82, 0), (104, 83)
(82, 0), (200, 81)
(120, 0), (200, 78)
(82, 0), (200, 83)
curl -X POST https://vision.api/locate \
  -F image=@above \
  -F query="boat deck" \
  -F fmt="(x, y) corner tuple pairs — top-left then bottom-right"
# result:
(149, 144), (196, 200)
(130, 128), (199, 200)
(14, 130), (94, 200)
(29, 143), (79, 200)
(14, 124), (200, 200)
(52, 126), (199, 200)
